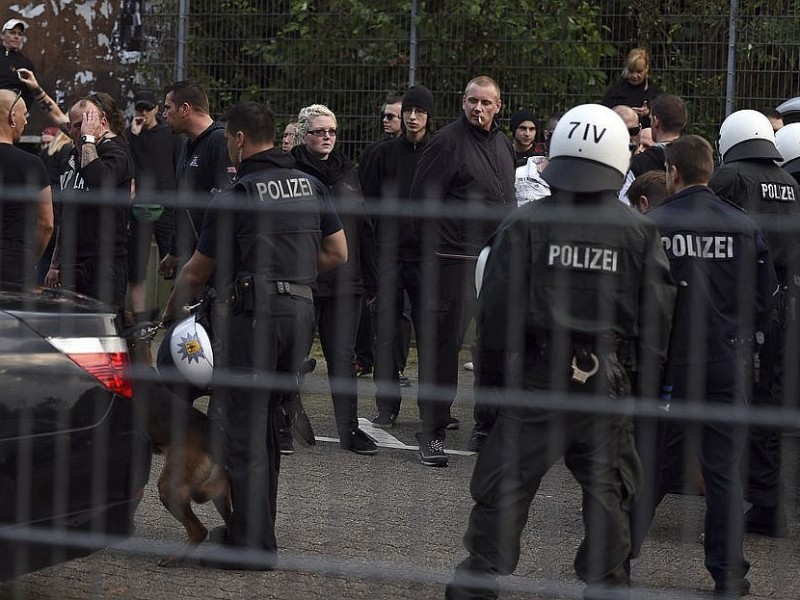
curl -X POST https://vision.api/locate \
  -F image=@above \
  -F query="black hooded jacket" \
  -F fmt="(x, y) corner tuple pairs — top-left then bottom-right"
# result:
(359, 132), (433, 261)
(292, 144), (378, 297)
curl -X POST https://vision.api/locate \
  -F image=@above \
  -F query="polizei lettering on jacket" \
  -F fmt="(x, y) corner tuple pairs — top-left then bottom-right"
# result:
(760, 182), (796, 202)
(660, 233), (734, 259)
(255, 177), (314, 201)
(547, 243), (619, 272)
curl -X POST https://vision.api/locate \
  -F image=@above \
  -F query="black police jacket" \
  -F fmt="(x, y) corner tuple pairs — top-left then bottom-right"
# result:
(196, 149), (341, 287)
(647, 185), (776, 368)
(476, 189), (675, 399)
(709, 159), (800, 284)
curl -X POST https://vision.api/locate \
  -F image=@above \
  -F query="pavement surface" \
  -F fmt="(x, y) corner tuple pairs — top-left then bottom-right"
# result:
(1, 345), (798, 600)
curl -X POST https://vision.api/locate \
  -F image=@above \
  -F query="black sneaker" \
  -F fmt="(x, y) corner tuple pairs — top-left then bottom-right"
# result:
(398, 371), (412, 387)
(416, 434), (448, 467)
(278, 429), (294, 455)
(371, 412), (396, 429)
(745, 504), (788, 538)
(467, 430), (489, 453)
(341, 428), (378, 455)
(714, 577), (750, 597)
(446, 416), (460, 430)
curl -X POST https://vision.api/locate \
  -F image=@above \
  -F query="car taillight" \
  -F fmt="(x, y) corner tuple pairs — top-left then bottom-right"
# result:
(47, 336), (134, 399)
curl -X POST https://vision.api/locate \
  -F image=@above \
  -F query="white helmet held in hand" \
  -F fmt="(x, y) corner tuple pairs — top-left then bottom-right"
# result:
(156, 313), (214, 400)
(541, 104), (632, 193)
(717, 109), (782, 163)
(774, 122), (800, 176)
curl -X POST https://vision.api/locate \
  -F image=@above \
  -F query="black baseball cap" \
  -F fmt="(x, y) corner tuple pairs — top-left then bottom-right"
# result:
(134, 90), (157, 110)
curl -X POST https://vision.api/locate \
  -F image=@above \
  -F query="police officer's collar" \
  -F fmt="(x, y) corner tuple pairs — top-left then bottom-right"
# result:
(235, 147), (295, 178)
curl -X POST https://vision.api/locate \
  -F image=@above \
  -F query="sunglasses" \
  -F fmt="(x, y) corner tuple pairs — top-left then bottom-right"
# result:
(382, 114), (398, 121)
(307, 128), (337, 138)
(135, 103), (155, 112)
(7, 89), (29, 126)
(628, 124), (642, 136)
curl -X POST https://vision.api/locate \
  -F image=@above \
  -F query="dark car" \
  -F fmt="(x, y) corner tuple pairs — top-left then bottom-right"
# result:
(0, 287), (151, 580)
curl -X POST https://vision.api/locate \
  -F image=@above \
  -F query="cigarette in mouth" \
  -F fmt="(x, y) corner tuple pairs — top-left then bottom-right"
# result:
(477, 115), (483, 124)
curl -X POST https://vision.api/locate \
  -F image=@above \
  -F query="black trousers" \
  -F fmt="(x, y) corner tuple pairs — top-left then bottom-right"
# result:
(61, 255), (128, 309)
(630, 358), (750, 585)
(212, 295), (314, 551)
(315, 293), (362, 436)
(374, 258), (475, 438)
(746, 310), (789, 509)
(447, 401), (638, 600)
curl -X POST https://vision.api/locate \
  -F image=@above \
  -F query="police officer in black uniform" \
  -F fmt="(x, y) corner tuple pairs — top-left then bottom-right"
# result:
(162, 101), (347, 568)
(445, 104), (675, 600)
(629, 135), (776, 597)
(708, 110), (800, 539)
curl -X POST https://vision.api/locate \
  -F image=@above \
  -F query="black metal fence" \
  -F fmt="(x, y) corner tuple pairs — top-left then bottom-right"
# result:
(139, 1), (800, 158)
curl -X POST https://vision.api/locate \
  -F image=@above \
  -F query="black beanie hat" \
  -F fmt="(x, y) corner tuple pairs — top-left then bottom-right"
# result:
(510, 109), (537, 133)
(402, 85), (435, 118)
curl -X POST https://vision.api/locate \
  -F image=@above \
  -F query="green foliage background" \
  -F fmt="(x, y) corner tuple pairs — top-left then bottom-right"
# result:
(142, 0), (799, 158)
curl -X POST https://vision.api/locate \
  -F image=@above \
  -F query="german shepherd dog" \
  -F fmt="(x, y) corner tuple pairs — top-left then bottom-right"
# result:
(126, 323), (232, 567)
(126, 321), (316, 566)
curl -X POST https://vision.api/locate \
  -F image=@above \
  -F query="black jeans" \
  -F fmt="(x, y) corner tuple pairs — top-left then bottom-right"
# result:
(315, 293), (362, 436)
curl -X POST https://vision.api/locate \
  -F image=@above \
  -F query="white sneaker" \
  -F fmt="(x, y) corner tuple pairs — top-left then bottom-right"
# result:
(463, 361), (474, 371)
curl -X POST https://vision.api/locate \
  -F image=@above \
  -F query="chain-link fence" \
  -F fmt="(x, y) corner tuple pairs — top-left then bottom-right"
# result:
(139, 0), (800, 158)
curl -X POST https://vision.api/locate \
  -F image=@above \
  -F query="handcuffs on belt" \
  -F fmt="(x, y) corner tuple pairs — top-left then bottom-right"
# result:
(570, 350), (600, 384)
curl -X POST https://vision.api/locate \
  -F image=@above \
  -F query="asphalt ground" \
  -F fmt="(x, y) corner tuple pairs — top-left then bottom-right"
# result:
(1, 343), (798, 600)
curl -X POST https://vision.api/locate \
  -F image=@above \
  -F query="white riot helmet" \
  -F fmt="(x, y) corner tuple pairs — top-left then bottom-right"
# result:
(774, 122), (800, 176)
(776, 96), (800, 126)
(156, 313), (214, 400)
(717, 109), (782, 163)
(541, 104), (631, 193)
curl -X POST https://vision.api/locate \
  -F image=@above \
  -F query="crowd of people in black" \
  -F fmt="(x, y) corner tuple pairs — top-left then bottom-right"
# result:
(3, 19), (799, 597)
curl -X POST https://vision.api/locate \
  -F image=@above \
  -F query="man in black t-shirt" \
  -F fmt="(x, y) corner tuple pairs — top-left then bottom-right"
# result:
(47, 94), (133, 308)
(157, 81), (234, 279)
(0, 89), (53, 286)
(126, 89), (180, 323)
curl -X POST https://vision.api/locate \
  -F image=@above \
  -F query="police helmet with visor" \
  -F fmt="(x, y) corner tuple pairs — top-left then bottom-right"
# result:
(775, 122), (800, 176)
(541, 104), (631, 193)
(717, 109), (782, 163)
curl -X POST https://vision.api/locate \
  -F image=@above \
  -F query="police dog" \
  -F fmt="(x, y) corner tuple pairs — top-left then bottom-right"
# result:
(126, 321), (316, 566)
(126, 324), (231, 567)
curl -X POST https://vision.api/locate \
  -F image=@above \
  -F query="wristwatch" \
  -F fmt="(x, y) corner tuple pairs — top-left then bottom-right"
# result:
(80, 134), (96, 145)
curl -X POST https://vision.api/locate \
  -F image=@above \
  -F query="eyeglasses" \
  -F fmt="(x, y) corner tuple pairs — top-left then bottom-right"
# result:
(307, 128), (337, 138)
(402, 107), (428, 115)
(628, 124), (642, 136)
(382, 114), (398, 121)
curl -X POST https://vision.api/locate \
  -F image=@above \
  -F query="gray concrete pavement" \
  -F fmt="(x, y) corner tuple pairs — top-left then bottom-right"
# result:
(1, 348), (798, 600)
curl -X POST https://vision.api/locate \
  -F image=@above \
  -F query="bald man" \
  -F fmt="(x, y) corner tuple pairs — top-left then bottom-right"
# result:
(613, 104), (642, 150)
(0, 89), (54, 286)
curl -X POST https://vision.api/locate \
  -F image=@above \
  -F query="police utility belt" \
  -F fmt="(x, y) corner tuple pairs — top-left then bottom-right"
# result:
(531, 329), (627, 385)
(230, 273), (313, 312)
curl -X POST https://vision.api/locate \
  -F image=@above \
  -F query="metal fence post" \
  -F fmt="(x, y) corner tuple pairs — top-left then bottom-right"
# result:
(725, 0), (738, 118)
(176, 0), (189, 80)
(408, 0), (418, 88)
